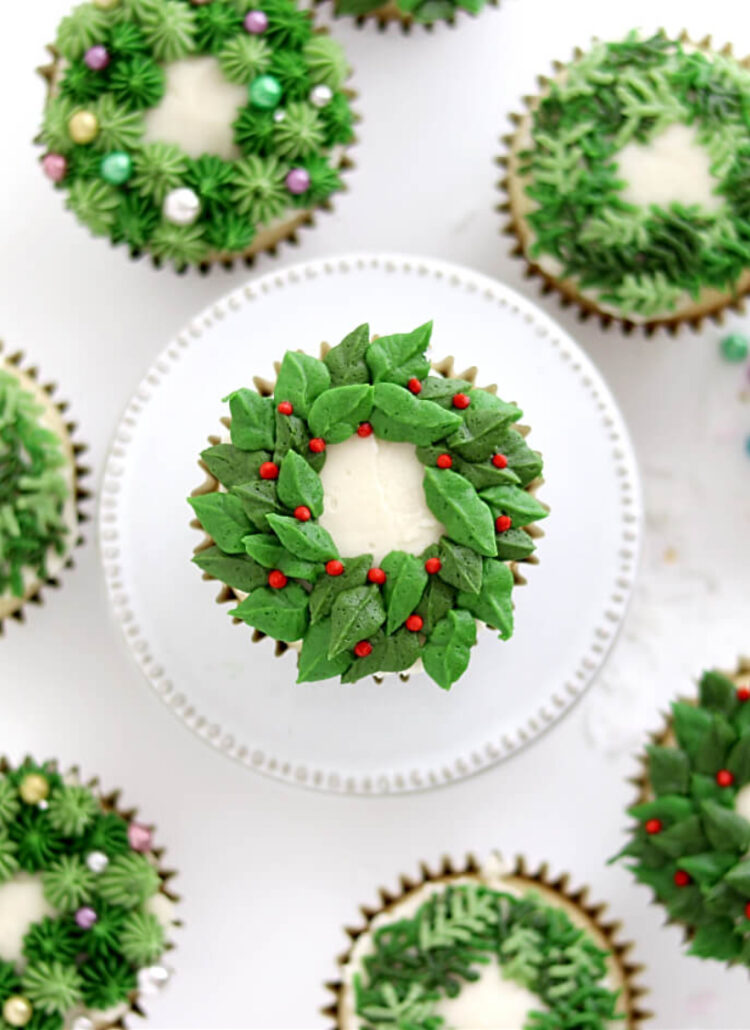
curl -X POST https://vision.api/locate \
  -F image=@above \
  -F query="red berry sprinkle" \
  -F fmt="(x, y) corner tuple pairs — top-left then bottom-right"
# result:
(309, 437), (326, 454)
(326, 559), (344, 576)
(738, 687), (750, 702)
(496, 515), (512, 532)
(452, 392), (470, 409)
(645, 818), (662, 835)
(259, 461), (279, 480)
(745, 901), (750, 920)
(425, 557), (442, 575)
(354, 640), (373, 658)
(357, 422), (373, 438)
(277, 401), (293, 415)
(407, 378), (422, 394)
(405, 614), (424, 632)
(716, 769), (735, 787)
(436, 453), (453, 469)
(294, 505), (311, 522)
(268, 570), (287, 589)
(492, 453), (508, 469)
(368, 568), (386, 585)
(674, 870), (691, 888)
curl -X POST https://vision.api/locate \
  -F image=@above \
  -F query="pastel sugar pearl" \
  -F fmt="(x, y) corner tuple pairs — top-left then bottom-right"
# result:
(163, 187), (201, 227)
(75, 906), (98, 930)
(42, 154), (67, 183)
(244, 10), (268, 34)
(128, 821), (154, 852)
(285, 168), (310, 194)
(84, 45), (110, 71)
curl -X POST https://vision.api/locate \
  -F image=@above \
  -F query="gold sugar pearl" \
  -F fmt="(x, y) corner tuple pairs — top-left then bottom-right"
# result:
(19, 773), (49, 805)
(3, 997), (33, 1028)
(68, 110), (99, 145)
(93, 0), (120, 8)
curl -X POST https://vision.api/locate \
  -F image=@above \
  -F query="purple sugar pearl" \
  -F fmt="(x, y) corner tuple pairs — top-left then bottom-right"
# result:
(75, 906), (98, 930)
(84, 45), (110, 71)
(285, 168), (310, 195)
(42, 153), (67, 183)
(244, 10), (268, 34)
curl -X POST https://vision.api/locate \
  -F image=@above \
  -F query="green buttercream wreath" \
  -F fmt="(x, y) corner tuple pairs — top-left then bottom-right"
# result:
(0, 760), (168, 1030)
(519, 31), (750, 319)
(330, 0), (487, 27)
(40, 0), (355, 269)
(615, 669), (750, 966)
(0, 371), (70, 601)
(351, 882), (623, 1029)
(188, 322), (546, 690)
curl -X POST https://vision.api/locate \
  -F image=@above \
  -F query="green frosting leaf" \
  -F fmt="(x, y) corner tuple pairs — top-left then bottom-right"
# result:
(702, 801), (750, 853)
(418, 376), (472, 408)
(422, 610), (477, 690)
(416, 575), (455, 634)
(365, 322), (432, 386)
(494, 528), (537, 561)
(274, 352), (331, 418)
(453, 457), (520, 491)
(422, 468), (496, 557)
(277, 450), (324, 516)
(479, 485), (549, 526)
(727, 735), (750, 787)
(273, 410), (323, 471)
(201, 444), (271, 488)
(438, 539), (483, 594)
(232, 583), (309, 641)
(380, 551), (428, 633)
(647, 746), (690, 796)
(371, 384), (463, 446)
(689, 921), (743, 962)
(324, 324), (371, 386)
(700, 671), (739, 715)
(193, 546), (267, 593)
(308, 384), (374, 442)
(232, 480), (278, 531)
(297, 618), (354, 682)
(328, 585), (386, 657)
(227, 388), (276, 451)
(308, 554), (372, 624)
(188, 492), (250, 554)
(242, 533), (320, 580)
(340, 628), (421, 683)
(724, 858), (750, 897)
(448, 406), (523, 463)
(266, 513), (337, 561)
(458, 559), (514, 637)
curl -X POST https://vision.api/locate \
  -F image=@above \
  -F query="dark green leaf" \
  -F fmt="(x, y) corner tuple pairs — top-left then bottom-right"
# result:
(324, 324), (371, 386)
(703, 881), (746, 917)
(447, 405), (522, 462)
(438, 539), (483, 594)
(724, 857), (750, 896)
(335, 0), (385, 13)
(671, 702), (713, 762)
(371, 384), (463, 446)
(416, 576), (455, 634)
(701, 800), (750, 852)
(690, 773), (736, 807)
(242, 533), (320, 580)
(666, 885), (709, 927)
(231, 480), (277, 531)
(273, 411), (324, 472)
(422, 610), (477, 690)
(381, 551), (428, 633)
(628, 796), (694, 822)
(231, 584), (309, 641)
(628, 863), (678, 900)
(274, 351), (330, 418)
(647, 746), (690, 796)
(308, 555), (372, 624)
(226, 389), (275, 451)
(340, 629), (421, 683)
(418, 376), (472, 408)
(678, 852), (737, 885)
(328, 585), (386, 657)
(693, 713), (736, 776)
(192, 546), (267, 593)
(422, 468), (496, 557)
(365, 321), (432, 386)
(188, 492), (250, 554)
(267, 514), (338, 562)
(700, 670), (738, 715)
(297, 619), (353, 682)
(479, 485), (548, 526)
(648, 816), (707, 858)
(457, 559), (513, 637)
(493, 429), (543, 486)
(727, 734), (750, 787)
(308, 384), (374, 442)
(277, 450), (324, 516)
(688, 921), (742, 961)
(494, 528), (537, 561)
(201, 444), (270, 488)
(454, 457), (520, 490)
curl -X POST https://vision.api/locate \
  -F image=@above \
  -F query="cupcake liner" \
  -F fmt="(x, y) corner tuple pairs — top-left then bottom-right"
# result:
(323, 851), (651, 1028)
(497, 31), (750, 336)
(0, 756), (181, 1029)
(0, 341), (90, 634)
(314, 0), (499, 34)
(190, 343), (546, 679)
(37, 36), (359, 276)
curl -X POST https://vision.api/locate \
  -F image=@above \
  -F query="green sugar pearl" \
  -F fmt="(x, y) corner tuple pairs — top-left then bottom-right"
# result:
(100, 151), (133, 185)
(720, 333), (749, 363)
(249, 74), (282, 110)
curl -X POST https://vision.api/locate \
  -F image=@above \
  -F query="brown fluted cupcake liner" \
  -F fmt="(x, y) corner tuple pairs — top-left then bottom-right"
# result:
(0, 756), (181, 1029)
(323, 852), (651, 1028)
(37, 35), (359, 276)
(314, 0), (498, 34)
(189, 342), (546, 679)
(0, 342), (90, 634)
(497, 31), (750, 336)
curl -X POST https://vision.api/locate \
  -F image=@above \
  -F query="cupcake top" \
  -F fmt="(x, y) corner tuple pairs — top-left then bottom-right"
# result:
(617, 662), (750, 966)
(0, 759), (177, 1030)
(189, 321), (546, 690)
(40, 0), (355, 269)
(336, 857), (631, 1030)
(509, 31), (750, 324)
(330, 0), (486, 28)
(0, 362), (77, 623)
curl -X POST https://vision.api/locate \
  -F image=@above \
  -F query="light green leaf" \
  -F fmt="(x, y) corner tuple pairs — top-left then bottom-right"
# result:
(324, 324), (371, 386)
(371, 383), (462, 445)
(328, 585), (386, 657)
(458, 559), (514, 637)
(274, 352), (330, 418)
(227, 389), (275, 451)
(277, 450), (324, 516)
(188, 493), (250, 554)
(297, 619), (354, 682)
(192, 546), (267, 593)
(422, 610), (477, 690)
(267, 514), (338, 561)
(365, 321), (432, 386)
(231, 584), (309, 641)
(422, 468), (496, 557)
(381, 551), (429, 633)
(438, 539), (483, 594)
(479, 485), (548, 526)
(308, 384), (374, 443)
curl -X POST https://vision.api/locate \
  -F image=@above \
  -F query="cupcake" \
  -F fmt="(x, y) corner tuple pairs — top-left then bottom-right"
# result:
(0, 757), (178, 1030)
(39, 0), (356, 271)
(322, 0), (493, 31)
(326, 853), (649, 1029)
(0, 347), (86, 630)
(615, 659), (750, 967)
(189, 321), (547, 689)
(503, 31), (750, 331)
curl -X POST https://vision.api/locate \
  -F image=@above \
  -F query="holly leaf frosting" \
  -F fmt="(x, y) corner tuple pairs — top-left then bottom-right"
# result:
(365, 322), (432, 386)
(328, 585), (386, 657)
(308, 384), (374, 443)
(448, 406), (522, 462)
(277, 450), (324, 516)
(297, 618), (354, 682)
(380, 551), (429, 634)
(201, 444), (270, 488)
(232, 480), (278, 531)
(242, 533), (321, 580)
(324, 324), (371, 386)
(702, 802), (750, 853)
(416, 575), (455, 634)
(454, 457), (520, 491)
(438, 539), (483, 594)
(266, 514), (338, 561)
(192, 546), (267, 593)
(422, 610), (477, 690)
(226, 389), (275, 451)
(371, 384), (463, 445)
(188, 493), (250, 553)
(494, 528), (537, 561)
(308, 554), (372, 624)
(647, 745), (691, 796)
(457, 559), (514, 637)
(340, 629), (421, 683)
(274, 352), (330, 417)
(422, 468), (496, 557)
(418, 376), (472, 408)
(480, 486), (549, 526)
(231, 584), (309, 641)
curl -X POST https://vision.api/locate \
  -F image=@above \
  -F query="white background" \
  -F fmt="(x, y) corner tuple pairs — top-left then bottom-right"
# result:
(1, 1), (749, 1027)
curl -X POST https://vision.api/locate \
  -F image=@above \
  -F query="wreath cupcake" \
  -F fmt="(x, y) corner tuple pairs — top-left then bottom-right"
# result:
(503, 31), (750, 330)
(0, 347), (86, 630)
(326, 853), (650, 1029)
(615, 660), (750, 967)
(323, 0), (492, 31)
(0, 757), (178, 1030)
(38, 0), (356, 270)
(188, 321), (547, 690)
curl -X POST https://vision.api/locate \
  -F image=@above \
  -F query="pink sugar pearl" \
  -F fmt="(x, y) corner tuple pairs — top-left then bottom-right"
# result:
(285, 168), (310, 195)
(128, 821), (153, 852)
(84, 45), (110, 71)
(42, 153), (67, 183)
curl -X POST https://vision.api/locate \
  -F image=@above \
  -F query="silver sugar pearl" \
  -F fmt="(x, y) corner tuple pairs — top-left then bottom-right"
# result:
(85, 851), (109, 874)
(72, 1018), (94, 1030)
(310, 84), (333, 108)
(37, 800), (48, 811)
(137, 965), (170, 996)
(273, 109), (286, 123)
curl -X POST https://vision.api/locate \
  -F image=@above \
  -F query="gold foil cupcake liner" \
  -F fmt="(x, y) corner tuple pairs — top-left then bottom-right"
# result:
(0, 342), (90, 634)
(323, 851), (651, 1028)
(314, 0), (498, 34)
(190, 342), (546, 677)
(497, 31), (750, 336)
(0, 756), (181, 1029)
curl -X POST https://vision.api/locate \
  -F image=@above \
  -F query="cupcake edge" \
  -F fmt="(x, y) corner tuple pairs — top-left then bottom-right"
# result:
(314, 0), (499, 34)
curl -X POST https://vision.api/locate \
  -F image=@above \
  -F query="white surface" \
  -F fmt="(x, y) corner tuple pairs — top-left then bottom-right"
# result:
(0, 0), (748, 1026)
(99, 255), (639, 793)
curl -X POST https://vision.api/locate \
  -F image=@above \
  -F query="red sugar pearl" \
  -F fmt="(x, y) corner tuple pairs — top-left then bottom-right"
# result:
(644, 818), (662, 835)
(259, 461), (279, 480)
(716, 769), (735, 788)
(277, 401), (293, 415)
(326, 559), (344, 576)
(357, 422), (373, 438)
(492, 453), (508, 469)
(268, 570), (287, 589)
(674, 870), (691, 888)
(368, 568), (386, 585)
(405, 614), (424, 632)
(496, 515), (512, 533)
(436, 453), (453, 469)
(452, 392), (470, 409)
(738, 687), (750, 702)
(407, 378), (422, 394)
(745, 901), (750, 920)
(309, 437), (326, 454)
(354, 640), (373, 658)
(294, 506), (311, 522)
(425, 557), (442, 575)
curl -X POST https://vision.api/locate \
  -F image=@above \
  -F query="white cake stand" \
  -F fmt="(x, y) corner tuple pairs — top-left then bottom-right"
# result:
(99, 253), (641, 794)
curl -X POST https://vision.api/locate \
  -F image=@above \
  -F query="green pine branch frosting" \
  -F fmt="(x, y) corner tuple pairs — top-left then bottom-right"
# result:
(42, 0), (355, 268)
(351, 882), (623, 1029)
(0, 370), (70, 601)
(333, 0), (485, 26)
(519, 31), (750, 319)
(0, 760), (169, 1030)
(615, 669), (750, 967)
(188, 322), (547, 690)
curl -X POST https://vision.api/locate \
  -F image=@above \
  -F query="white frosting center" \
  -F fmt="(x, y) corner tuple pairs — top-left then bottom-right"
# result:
(734, 783), (750, 824)
(435, 955), (545, 1029)
(616, 123), (722, 213)
(143, 56), (247, 161)
(318, 435), (443, 564)
(0, 873), (56, 965)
